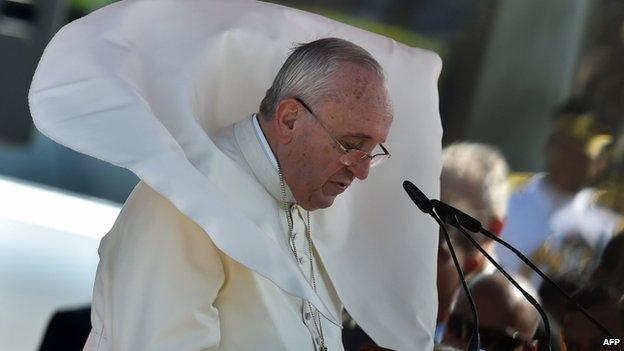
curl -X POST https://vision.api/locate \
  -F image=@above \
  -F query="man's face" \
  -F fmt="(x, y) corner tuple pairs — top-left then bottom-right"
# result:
(437, 230), (464, 322)
(281, 63), (392, 211)
(546, 135), (604, 193)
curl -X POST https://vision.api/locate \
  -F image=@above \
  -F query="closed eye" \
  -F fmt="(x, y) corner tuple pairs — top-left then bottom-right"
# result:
(341, 138), (366, 150)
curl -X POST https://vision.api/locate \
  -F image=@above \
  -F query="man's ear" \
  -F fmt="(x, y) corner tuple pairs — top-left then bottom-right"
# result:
(464, 254), (480, 275)
(273, 98), (300, 144)
(487, 217), (506, 236)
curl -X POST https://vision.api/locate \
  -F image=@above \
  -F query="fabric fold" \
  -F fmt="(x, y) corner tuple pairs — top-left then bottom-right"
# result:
(29, 0), (442, 349)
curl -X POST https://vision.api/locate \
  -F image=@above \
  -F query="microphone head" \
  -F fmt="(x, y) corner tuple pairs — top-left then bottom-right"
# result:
(431, 199), (483, 232)
(402, 180), (433, 213)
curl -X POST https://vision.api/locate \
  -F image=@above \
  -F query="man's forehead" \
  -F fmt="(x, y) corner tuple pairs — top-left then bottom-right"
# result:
(313, 66), (393, 141)
(324, 96), (392, 137)
(339, 118), (392, 144)
(329, 63), (391, 107)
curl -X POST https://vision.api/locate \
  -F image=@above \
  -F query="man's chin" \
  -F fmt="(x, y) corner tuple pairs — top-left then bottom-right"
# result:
(305, 193), (336, 211)
(317, 196), (335, 209)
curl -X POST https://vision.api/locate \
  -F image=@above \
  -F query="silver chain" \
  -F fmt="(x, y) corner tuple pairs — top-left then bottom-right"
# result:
(277, 164), (327, 351)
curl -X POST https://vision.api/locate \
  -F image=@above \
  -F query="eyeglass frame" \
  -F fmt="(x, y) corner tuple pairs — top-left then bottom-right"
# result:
(293, 96), (391, 167)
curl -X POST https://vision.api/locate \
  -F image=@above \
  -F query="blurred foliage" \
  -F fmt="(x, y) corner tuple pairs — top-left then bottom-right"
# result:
(297, 6), (447, 57)
(68, 0), (445, 57)
(70, 0), (117, 14)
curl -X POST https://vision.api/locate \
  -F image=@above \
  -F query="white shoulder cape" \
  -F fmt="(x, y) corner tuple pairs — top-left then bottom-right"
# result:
(29, 1), (442, 349)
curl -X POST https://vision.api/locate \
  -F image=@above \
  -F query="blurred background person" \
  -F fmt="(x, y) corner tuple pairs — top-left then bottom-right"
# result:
(440, 142), (510, 274)
(498, 99), (622, 283)
(442, 272), (541, 351)
(435, 229), (470, 344)
(590, 230), (624, 296)
(436, 142), (510, 340)
(531, 272), (583, 351)
(537, 272), (583, 330)
(562, 285), (624, 351)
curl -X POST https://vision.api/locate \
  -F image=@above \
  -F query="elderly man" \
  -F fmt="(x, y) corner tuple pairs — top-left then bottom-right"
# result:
(436, 143), (510, 327)
(29, 1), (445, 349)
(442, 273), (541, 351)
(82, 38), (392, 350)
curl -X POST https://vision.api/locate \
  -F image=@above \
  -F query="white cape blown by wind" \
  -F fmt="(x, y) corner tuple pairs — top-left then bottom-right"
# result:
(29, 0), (442, 349)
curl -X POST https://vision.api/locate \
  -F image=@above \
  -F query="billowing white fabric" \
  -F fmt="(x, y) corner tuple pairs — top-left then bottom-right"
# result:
(29, 0), (442, 349)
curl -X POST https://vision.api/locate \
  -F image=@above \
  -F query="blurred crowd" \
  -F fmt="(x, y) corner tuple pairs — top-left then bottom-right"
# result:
(344, 97), (624, 351)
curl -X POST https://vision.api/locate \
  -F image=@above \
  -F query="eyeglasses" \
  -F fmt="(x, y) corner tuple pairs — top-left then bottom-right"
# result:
(294, 97), (391, 168)
(447, 313), (536, 351)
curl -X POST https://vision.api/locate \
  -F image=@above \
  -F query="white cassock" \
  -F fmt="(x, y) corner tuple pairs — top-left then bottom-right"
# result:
(29, 1), (443, 350)
(497, 173), (622, 282)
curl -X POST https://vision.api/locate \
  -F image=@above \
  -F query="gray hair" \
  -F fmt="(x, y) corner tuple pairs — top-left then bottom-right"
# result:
(440, 142), (510, 225)
(259, 37), (384, 119)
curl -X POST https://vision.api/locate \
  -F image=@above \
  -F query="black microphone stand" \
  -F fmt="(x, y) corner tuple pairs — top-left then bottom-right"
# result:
(444, 213), (552, 351)
(402, 181), (480, 351)
(476, 226), (617, 340)
(433, 199), (618, 342)
(435, 215), (481, 351)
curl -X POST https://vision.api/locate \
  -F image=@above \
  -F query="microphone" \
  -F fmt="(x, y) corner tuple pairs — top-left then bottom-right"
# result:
(431, 199), (618, 342)
(434, 203), (553, 351)
(430, 200), (480, 232)
(402, 181), (480, 351)
(402, 180), (433, 213)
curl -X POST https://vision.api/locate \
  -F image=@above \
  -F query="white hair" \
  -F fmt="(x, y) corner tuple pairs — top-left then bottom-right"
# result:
(440, 142), (510, 225)
(259, 37), (384, 119)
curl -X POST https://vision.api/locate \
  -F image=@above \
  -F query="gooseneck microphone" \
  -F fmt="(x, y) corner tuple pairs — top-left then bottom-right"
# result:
(432, 200), (552, 351)
(431, 199), (618, 342)
(402, 181), (480, 351)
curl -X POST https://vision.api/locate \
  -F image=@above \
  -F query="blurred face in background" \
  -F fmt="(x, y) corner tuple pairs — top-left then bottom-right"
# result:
(443, 275), (540, 351)
(437, 231), (465, 322)
(546, 134), (607, 193)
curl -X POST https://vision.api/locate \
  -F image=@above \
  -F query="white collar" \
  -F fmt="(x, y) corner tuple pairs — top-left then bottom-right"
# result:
(252, 114), (278, 169)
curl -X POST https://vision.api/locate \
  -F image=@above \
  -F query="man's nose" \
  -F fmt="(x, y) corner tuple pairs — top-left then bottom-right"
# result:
(348, 160), (370, 180)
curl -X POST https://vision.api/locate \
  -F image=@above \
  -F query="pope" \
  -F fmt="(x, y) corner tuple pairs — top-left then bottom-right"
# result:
(29, 1), (443, 349)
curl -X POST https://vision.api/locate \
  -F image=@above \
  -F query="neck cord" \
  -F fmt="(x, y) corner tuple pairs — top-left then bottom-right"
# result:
(277, 165), (327, 350)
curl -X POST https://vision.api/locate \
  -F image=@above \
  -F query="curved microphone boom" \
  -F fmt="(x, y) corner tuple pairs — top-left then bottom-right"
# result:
(431, 199), (618, 343)
(437, 207), (553, 351)
(402, 180), (433, 213)
(402, 181), (480, 351)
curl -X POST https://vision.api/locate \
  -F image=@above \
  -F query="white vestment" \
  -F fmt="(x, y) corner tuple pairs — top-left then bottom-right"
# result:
(497, 173), (621, 280)
(84, 116), (343, 350)
(29, 1), (443, 349)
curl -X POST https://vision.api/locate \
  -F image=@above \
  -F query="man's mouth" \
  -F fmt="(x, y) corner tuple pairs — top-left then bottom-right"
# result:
(326, 180), (351, 196)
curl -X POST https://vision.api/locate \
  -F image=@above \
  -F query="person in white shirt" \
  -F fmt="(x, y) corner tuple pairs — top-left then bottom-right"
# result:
(498, 99), (622, 282)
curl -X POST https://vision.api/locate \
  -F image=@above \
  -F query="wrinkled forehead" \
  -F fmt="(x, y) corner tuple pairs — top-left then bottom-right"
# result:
(319, 66), (393, 140)
(329, 63), (392, 112)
